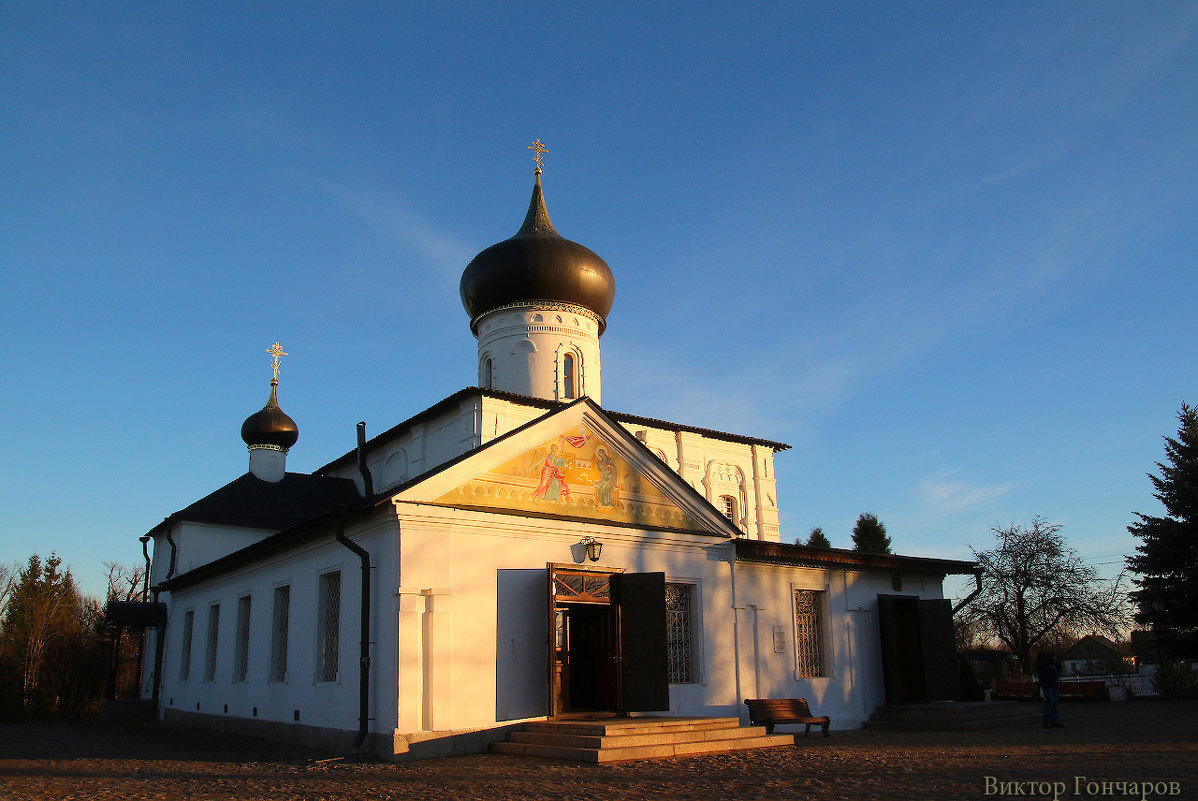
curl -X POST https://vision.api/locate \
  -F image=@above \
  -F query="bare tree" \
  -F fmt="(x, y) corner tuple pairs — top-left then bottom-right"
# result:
(103, 562), (146, 602)
(959, 517), (1128, 676)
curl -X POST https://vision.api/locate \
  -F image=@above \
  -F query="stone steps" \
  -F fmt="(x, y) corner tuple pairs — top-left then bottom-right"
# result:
(863, 702), (1041, 732)
(491, 716), (794, 763)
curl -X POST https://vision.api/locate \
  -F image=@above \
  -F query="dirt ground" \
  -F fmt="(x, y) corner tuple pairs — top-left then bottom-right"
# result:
(2, 698), (1196, 801)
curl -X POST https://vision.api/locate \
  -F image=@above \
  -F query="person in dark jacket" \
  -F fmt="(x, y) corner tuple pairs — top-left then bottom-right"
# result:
(1036, 650), (1063, 728)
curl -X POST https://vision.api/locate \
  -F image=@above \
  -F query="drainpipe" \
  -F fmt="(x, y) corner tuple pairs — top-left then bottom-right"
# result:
(952, 570), (984, 616)
(335, 422), (374, 751)
(335, 512), (371, 751)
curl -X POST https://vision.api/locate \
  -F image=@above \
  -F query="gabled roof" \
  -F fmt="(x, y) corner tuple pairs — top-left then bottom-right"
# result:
(148, 472), (360, 535)
(734, 539), (978, 575)
(392, 396), (743, 538)
(317, 387), (789, 474)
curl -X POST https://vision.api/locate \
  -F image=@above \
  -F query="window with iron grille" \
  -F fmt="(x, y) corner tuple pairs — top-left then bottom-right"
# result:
(204, 604), (220, 682)
(317, 571), (341, 682)
(793, 589), (826, 678)
(179, 609), (194, 681)
(665, 583), (697, 684)
(234, 595), (251, 683)
(270, 585), (290, 683)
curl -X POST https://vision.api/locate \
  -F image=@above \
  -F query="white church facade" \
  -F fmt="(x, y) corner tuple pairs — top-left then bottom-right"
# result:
(139, 151), (975, 758)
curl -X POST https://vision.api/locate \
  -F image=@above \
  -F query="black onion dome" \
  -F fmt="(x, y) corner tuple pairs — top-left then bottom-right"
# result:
(240, 380), (299, 449)
(460, 173), (615, 334)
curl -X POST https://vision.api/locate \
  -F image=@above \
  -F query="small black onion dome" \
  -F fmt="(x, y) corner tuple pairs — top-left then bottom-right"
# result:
(240, 380), (299, 449)
(460, 172), (615, 334)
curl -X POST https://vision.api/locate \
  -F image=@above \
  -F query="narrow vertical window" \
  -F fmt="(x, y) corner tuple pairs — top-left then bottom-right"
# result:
(562, 353), (576, 399)
(317, 571), (341, 682)
(234, 595), (251, 683)
(484, 358), (493, 389)
(665, 583), (697, 684)
(719, 495), (737, 524)
(271, 585), (290, 683)
(793, 590), (826, 678)
(204, 604), (220, 682)
(179, 609), (194, 681)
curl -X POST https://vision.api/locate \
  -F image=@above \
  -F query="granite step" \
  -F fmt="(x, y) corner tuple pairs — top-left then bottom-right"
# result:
(491, 716), (795, 763)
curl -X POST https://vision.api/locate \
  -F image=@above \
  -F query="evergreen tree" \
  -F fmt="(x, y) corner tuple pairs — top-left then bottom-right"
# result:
(805, 527), (832, 549)
(0, 553), (87, 714)
(1127, 403), (1198, 659)
(852, 513), (892, 553)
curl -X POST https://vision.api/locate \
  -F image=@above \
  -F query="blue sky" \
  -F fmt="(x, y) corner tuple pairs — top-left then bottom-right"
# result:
(2, 2), (1195, 600)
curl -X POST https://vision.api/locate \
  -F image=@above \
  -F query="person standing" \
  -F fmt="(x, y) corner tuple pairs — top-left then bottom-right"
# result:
(1036, 650), (1063, 728)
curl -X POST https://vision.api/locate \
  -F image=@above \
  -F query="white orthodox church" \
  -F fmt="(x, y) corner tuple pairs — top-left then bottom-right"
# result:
(138, 150), (975, 759)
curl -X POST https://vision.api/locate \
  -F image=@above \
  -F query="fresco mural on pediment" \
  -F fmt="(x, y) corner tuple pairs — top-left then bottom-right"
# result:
(433, 425), (705, 529)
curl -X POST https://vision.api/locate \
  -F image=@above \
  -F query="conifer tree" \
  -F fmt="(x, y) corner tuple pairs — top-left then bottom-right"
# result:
(805, 527), (832, 549)
(852, 513), (892, 553)
(1127, 403), (1198, 658)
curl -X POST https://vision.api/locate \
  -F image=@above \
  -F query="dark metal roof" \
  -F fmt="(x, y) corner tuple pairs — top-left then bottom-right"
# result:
(150, 472), (359, 534)
(317, 387), (790, 474)
(734, 539), (978, 575)
(459, 173), (616, 333)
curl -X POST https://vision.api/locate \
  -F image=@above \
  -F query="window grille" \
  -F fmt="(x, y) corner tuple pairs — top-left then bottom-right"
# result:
(271, 585), (290, 683)
(204, 604), (220, 682)
(179, 609), (194, 681)
(317, 571), (341, 682)
(234, 596), (251, 683)
(665, 583), (696, 684)
(793, 590), (825, 678)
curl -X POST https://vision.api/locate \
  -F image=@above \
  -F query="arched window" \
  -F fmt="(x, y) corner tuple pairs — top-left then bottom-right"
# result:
(483, 358), (493, 389)
(562, 353), (576, 399)
(719, 495), (737, 524)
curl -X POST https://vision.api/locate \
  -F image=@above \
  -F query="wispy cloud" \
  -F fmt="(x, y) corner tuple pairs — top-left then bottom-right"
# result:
(316, 179), (474, 278)
(916, 470), (1014, 516)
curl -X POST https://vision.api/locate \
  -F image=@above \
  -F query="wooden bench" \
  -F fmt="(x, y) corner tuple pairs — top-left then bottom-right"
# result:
(992, 681), (1041, 701)
(744, 698), (831, 736)
(1059, 680), (1108, 701)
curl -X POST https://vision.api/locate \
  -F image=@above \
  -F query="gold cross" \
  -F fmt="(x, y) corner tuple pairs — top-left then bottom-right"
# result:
(266, 341), (288, 381)
(528, 139), (549, 173)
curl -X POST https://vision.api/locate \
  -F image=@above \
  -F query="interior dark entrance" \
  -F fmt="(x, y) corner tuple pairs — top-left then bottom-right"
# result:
(556, 603), (618, 712)
(876, 594), (959, 704)
(548, 565), (669, 717)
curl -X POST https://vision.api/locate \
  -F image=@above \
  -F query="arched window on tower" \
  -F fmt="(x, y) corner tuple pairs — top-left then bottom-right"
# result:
(562, 353), (576, 399)
(483, 358), (493, 389)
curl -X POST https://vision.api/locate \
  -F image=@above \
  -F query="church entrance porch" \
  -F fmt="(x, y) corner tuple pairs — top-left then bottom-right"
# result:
(548, 565), (670, 717)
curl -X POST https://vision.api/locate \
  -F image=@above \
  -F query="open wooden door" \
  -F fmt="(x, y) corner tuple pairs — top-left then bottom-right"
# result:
(918, 598), (959, 702)
(612, 571), (669, 713)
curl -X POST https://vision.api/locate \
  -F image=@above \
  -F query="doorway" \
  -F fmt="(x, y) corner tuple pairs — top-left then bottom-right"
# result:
(548, 565), (669, 717)
(876, 594), (959, 704)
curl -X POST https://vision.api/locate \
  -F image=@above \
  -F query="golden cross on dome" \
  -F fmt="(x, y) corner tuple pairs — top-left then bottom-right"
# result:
(528, 138), (549, 173)
(266, 341), (288, 381)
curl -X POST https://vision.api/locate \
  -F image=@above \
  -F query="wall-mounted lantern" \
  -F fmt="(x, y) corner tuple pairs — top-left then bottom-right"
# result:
(579, 536), (602, 562)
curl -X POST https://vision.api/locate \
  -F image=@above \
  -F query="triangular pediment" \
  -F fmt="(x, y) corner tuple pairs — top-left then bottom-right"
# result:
(393, 399), (736, 536)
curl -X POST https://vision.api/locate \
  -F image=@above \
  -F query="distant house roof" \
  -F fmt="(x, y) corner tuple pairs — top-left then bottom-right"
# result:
(317, 387), (790, 473)
(1061, 634), (1129, 661)
(733, 539), (978, 575)
(148, 472), (360, 535)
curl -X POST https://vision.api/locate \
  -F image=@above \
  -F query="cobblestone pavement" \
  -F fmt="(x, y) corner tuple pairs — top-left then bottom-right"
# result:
(2, 699), (1196, 801)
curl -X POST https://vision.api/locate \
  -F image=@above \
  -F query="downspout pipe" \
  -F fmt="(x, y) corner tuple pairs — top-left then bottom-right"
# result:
(336, 422), (375, 752)
(335, 512), (371, 751)
(952, 569), (984, 616)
